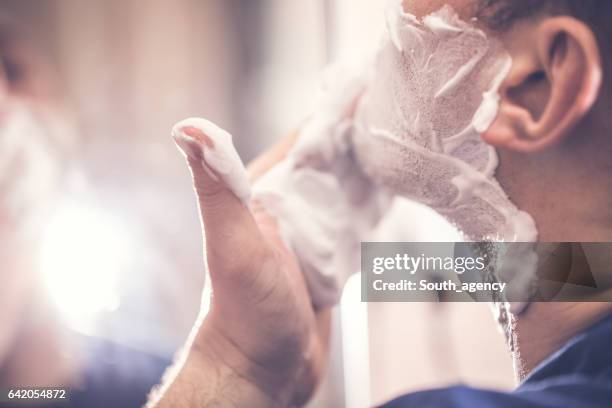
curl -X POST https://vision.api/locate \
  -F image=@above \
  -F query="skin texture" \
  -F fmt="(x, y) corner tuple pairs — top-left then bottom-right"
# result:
(153, 0), (612, 405)
(150, 132), (330, 407)
(409, 0), (612, 382)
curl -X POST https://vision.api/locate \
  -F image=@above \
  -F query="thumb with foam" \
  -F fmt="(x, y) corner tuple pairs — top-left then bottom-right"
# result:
(170, 118), (328, 406)
(171, 119), (271, 288)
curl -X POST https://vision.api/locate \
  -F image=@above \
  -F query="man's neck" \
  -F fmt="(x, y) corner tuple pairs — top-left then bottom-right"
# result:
(511, 301), (612, 382)
(496, 122), (612, 242)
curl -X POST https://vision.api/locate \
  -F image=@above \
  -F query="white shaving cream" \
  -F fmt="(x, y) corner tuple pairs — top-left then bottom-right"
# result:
(352, 2), (537, 243)
(172, 118), (252, 205)
(173, 3), (538, 308)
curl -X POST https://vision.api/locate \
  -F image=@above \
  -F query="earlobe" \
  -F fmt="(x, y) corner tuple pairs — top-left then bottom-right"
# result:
(482, 17), (603, 153)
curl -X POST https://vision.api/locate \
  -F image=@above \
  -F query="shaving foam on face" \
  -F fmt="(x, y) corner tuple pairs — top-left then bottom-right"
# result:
(255, 3), (539, 307)
(351, 2), (538, 314)
(172, 118), (251, 204)
(177, 3), (539, 309)
(352, 2), (537, 243)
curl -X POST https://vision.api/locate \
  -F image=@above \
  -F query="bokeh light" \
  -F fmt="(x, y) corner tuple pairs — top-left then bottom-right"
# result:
(39, 200), (130, 332)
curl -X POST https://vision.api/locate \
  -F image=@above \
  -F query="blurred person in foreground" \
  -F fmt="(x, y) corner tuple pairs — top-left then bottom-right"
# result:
(0, 16), (169, 408)
(150, 0), (612, 407)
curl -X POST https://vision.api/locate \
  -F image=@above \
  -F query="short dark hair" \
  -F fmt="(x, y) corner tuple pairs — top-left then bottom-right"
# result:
(478, 0), (612, 39)
(477, 0), (612, 73)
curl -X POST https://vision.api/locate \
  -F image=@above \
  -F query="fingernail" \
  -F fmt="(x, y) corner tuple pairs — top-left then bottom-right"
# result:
(172, 123), (223, 182)
(172, 126), (206, 161)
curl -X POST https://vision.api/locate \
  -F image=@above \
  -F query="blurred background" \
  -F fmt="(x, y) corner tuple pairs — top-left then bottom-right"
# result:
(1, 0), (514, 406)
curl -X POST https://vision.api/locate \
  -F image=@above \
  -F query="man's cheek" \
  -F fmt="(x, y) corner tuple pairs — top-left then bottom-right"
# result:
(352, 4), (537, 242)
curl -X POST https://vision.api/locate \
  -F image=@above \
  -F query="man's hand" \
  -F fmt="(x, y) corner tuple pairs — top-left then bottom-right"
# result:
(151, 132), (331, 407)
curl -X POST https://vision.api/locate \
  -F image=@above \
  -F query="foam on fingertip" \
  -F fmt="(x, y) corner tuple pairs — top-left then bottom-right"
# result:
(172, 118), (252, 205)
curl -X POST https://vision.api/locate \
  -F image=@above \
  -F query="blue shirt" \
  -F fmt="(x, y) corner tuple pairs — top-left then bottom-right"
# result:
(67, 335), (170, 408)
(381, 313), (612, 408)
(6, 335), (171, 408)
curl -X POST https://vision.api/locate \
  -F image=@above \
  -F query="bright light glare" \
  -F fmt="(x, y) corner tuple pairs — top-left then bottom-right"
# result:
(40, 201), (127, 331)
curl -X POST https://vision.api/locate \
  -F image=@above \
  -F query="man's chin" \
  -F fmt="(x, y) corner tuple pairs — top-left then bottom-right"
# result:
(489, 301), (515, 348)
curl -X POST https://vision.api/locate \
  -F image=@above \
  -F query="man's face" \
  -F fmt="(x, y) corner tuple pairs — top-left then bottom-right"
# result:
(392, 0), (535, 323)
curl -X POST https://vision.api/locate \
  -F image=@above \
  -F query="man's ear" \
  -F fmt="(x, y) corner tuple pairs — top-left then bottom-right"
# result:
(482, 17), (603, 153)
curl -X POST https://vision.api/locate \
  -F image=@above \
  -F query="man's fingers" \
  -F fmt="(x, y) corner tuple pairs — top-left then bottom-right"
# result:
(172, 119), (271, 283)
